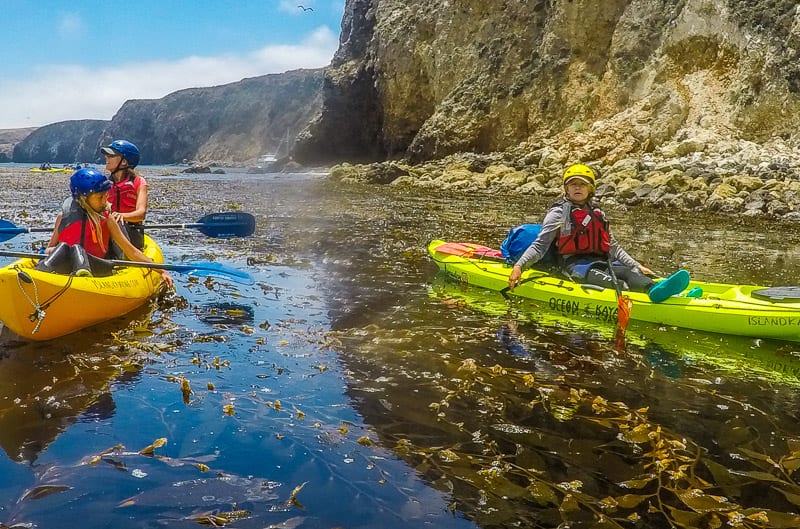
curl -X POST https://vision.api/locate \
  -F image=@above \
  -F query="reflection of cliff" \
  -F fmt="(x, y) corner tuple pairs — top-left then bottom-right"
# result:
(0, 333), (141, 463)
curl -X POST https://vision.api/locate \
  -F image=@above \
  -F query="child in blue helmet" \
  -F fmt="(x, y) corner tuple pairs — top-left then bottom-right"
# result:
(37, 168), (173, 287)
(100, 140), (148, 250)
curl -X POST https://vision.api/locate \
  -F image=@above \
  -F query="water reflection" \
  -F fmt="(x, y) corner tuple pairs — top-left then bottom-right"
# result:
(329, 275), (800, 526)
(195, 302), (256, 326)
(293, 182), (800, 527)
(0, 324), (144, 463)
(4, 171), (800, 527)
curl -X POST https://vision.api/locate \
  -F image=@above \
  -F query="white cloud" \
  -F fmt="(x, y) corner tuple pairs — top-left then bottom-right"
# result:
(57, 13), (85, 38)
(0, 27), (337, 129)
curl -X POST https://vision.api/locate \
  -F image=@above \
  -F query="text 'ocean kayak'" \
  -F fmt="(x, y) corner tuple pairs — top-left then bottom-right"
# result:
(428, 239), (800, 342)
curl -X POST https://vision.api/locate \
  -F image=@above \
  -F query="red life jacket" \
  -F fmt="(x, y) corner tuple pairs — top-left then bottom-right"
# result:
(556, 202), (610, 256)
(58, 211), (111, 258)
(110, 175), (144, 214)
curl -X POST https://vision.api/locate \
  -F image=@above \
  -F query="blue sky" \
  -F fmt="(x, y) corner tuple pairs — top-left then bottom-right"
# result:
(0, 0), (345, 129)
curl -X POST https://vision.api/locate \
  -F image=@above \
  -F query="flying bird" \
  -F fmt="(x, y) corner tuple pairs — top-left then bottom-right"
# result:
(298, 4), (313, 11)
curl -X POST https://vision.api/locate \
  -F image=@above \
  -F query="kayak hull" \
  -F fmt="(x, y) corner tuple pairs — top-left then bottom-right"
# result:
(29, 168), (71, 173)
(428, 239), (800, 342)
(0, 236), (164, 341)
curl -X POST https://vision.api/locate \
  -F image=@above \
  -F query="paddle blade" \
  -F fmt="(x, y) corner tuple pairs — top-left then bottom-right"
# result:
(184, 261), (255, 285)
(195, 212), (256, 238)
(107, 259), (255, 285)
(0, 219), (28, 242)
(616, 295), (632, 333)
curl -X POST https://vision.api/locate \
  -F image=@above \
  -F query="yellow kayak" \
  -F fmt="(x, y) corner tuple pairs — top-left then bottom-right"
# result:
(29, 167), (72, 173)
(0, 236), (165, 341)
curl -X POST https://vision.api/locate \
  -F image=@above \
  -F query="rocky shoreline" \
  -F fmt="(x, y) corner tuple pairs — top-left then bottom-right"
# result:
(330, 132), (800, 222)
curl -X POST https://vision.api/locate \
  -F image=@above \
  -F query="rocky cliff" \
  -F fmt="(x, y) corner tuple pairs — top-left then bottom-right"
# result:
(13, 121), (108, 164)
(0, 128), (37, 163)
(101, 68), (323, 165)
(296, 0), (800, 165)
(12, 69), (323, 165)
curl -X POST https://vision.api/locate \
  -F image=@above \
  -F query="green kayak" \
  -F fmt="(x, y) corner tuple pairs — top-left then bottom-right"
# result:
(428, 239), (800, 343)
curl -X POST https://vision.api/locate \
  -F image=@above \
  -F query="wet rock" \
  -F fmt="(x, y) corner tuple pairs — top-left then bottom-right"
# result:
(182, 165), (212, 174)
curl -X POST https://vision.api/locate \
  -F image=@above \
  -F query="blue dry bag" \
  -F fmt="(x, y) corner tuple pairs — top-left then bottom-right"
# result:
(500, 224), (542, 263)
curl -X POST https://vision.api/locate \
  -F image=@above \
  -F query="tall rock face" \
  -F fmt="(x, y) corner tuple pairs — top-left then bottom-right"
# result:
(102, 68), (323, 165)
(12, 69), (323, 165)
(13, 121), (107, 164)
(295, 0), (800, 164)
(294, 0), (387, 164)
(0, 128), (36, 162)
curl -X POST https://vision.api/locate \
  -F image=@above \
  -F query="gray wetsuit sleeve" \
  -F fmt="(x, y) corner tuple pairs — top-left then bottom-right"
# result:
(514, 206), (562, 269)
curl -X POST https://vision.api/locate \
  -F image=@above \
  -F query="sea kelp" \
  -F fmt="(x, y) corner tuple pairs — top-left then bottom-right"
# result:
(389, 358), (800, 528)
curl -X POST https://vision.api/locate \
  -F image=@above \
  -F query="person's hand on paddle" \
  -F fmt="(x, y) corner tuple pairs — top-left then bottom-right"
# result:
(508, 265), (523, 290)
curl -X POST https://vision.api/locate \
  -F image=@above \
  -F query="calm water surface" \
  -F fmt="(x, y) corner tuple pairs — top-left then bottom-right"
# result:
(2, 167), (800, 528)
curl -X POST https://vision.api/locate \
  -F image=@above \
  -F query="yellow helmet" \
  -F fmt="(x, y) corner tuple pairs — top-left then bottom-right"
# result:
(563, 164), (596, 186)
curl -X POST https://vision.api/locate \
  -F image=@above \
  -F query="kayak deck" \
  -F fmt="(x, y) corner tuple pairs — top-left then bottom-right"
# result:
(428, 239), (800, 342)
(0, 237), (165, 341)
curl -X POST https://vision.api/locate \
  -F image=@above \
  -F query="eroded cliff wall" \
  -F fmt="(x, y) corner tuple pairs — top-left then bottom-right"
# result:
(12, 69), (323, 166)
(103, 68), (323, 165)
(296, 0), (800, 164)
(13, 121), (107, 164)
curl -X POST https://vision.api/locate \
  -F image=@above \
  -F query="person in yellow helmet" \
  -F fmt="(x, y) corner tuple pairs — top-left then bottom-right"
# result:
(507, 163), (689, 302)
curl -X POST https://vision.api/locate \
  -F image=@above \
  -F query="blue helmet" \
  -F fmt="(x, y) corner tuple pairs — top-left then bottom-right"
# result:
(70, 168), (112, 197)
(100, 140), (140, 168)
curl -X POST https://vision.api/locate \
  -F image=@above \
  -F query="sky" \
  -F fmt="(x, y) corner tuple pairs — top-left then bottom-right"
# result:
(0, 0), (345, 130)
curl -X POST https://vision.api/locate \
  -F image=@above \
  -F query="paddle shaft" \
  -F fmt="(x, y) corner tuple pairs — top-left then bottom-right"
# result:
(606, 256), (625, 300)
(0, 212), (255, 240)
(0, 249), (254, 284)
(0, 249), (176, 270)
(0, 221), (242, 233)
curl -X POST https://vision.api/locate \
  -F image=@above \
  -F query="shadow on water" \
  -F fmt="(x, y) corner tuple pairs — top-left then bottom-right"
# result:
(0, 304), (161, 464)
(4, 170), (800, 527)
(329, 273), (800, 527)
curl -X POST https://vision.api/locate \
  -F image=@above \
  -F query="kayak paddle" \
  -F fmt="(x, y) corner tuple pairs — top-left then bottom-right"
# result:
(0, 211), (255, 242)
(142, 212), (256, 238)
(0, 250), (254, 285)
